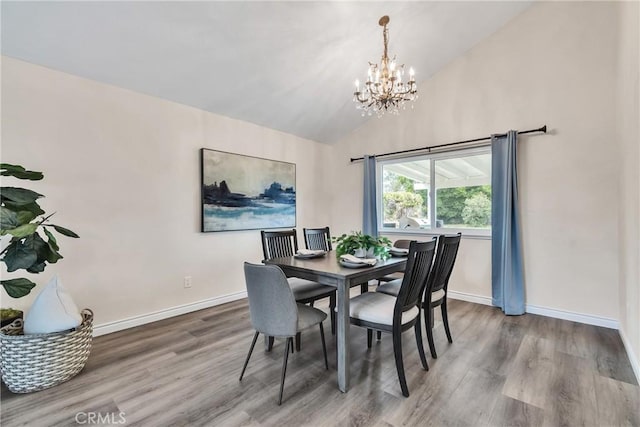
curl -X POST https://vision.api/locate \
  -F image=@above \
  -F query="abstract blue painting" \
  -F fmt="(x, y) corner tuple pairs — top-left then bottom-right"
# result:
(200, 149), (296, 232)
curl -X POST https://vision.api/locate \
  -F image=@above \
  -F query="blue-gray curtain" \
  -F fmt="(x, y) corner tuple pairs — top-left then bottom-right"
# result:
(491, 131), (525, 315)
(363, 155), (378, 236)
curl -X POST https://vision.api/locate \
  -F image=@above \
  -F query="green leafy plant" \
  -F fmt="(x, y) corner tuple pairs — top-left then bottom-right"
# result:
(436, 185), (491, 225)
(462, 193), (491, 227)
(0, 308), (23, 326)
(332, 231), (392, 259)
(0, 164), (79, 298)
(383, 191), (424, 221)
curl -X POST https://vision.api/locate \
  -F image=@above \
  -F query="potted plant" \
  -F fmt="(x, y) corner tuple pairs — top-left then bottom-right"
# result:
(1, 163), (79, 300)
(332, 231), (392, 259)
(0, 163), (92, 394)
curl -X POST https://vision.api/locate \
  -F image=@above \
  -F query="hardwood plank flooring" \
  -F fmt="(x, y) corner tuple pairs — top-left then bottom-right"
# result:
(2, 294), (638, 426)
(501, 335), (556, 408)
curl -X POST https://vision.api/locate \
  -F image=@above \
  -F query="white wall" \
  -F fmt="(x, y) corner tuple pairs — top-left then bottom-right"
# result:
(329, 1), (620, 321)
(616, 0), (640, 378)
(0, 56), (333, 327)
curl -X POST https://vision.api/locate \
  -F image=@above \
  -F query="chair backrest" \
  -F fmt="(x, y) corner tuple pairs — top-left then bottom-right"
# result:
(426, 233), (462, 296)
(393, 239), (412, 249)
(395, 238), (437, 317)
(261, 229), (298, 260)
(244, 262), (298, 337)
(303, 227), (332, 251)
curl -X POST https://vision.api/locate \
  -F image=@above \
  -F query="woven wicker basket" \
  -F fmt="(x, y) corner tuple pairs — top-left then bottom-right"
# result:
(0, 308), (93, 393)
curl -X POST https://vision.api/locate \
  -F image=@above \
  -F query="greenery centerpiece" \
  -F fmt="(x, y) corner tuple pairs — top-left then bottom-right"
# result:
(332, 231), (391, 259)
(0, 164), (79, 315)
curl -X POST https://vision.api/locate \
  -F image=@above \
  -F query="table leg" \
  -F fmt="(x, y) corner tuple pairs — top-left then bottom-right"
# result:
(337, 278), (350, 392)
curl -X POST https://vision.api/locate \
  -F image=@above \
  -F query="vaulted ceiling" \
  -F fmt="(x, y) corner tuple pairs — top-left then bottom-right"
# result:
(1, 1), (532, 144)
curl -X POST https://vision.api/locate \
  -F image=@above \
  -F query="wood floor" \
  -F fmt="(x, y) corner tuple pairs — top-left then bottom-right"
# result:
(2, 292), (638, 426)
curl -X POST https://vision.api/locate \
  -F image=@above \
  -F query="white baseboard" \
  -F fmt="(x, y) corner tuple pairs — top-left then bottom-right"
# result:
(93, 291), (247, 337)
(447, 290), (619, 329)
(619, 327), (640, 383)
(525, 303), (619, 329)
(447, 290), (493, 306)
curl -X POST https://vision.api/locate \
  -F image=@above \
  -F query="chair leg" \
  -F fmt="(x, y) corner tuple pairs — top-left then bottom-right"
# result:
(425, 306), (437, 359)
(361, 282), (368, 293)
(267, 336), (274, 352)
(442, 299), (453, 343)
(430, 305), (435, 327)
(329, 294), (336, 335)
(367, 329), (373, 348)
(377, 331), (382, 340)
(278, 337), (292, 405)
(239, 331), (259, 381)
(392, 330), (409, 397)
(296, 332), (301, 352)
(319, 322), (329, 370)
(414, 318), (429, 371)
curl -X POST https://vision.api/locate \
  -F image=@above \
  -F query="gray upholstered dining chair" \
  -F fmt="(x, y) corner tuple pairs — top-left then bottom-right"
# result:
(261, 229), (336, 343)
(377, 233), (461, 359)
(239, 262), (329, 405)
(423, 233), (461, 358)
(376, 239), (412, 285)
(304, 226), (369, 295)
(347, 239), (437, 397)
(303, 227), (332, 252)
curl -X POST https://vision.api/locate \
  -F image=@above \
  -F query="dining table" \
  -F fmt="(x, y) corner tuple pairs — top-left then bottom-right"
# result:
(264, 251), (407, 392)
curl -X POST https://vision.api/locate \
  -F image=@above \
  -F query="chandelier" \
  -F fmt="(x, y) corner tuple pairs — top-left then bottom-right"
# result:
(353, 15), (417, 116)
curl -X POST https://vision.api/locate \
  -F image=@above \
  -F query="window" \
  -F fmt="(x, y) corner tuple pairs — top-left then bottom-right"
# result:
(378, 147), (491, 237)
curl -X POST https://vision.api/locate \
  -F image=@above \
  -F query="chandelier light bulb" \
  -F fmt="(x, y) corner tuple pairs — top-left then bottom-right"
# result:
(352, 15), (418, 117)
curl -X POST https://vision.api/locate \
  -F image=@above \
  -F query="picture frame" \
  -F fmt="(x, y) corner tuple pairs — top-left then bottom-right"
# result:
(200, 148), (296, 232)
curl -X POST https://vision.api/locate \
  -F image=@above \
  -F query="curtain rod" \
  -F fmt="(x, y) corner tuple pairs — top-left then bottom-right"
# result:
(349, 125), (547, 163)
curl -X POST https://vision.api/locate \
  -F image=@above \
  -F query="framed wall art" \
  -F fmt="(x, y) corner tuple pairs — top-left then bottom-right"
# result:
(200, 148), (296, 232)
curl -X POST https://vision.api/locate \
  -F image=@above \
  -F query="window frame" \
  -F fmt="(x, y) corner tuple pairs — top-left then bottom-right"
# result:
(376, 145), (492, 239)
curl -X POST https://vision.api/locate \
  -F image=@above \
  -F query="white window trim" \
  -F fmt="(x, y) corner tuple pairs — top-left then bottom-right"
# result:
(376, 146), (492, 238)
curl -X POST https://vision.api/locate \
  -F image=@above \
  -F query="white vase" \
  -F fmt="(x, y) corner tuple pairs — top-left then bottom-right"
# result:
(354, 248), (375, 258)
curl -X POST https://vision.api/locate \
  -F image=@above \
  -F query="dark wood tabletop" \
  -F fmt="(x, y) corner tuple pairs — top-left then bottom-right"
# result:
(265, 252), (407, 285)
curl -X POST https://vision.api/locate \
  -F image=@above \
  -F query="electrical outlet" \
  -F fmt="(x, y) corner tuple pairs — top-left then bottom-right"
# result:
(184, 276), (192, 288)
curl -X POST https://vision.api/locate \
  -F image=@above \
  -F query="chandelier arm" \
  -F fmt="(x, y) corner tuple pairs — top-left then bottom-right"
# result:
(354, 92), (371, 103)
(391, 86), (414, 96)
